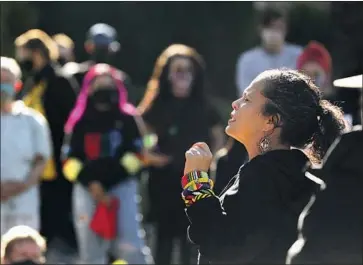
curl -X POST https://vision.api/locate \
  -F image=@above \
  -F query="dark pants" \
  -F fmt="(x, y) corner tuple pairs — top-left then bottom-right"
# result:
(40, 179), (77, 250)
(148, 165), (193, 264)
(154, 219), (192, 264)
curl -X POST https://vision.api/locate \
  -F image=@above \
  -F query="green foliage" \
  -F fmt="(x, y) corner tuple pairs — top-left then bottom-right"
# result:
(287, 3), (331, 48)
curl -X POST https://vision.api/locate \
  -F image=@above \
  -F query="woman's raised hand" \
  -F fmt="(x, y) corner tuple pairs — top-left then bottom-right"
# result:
(184, 142), (213, 175)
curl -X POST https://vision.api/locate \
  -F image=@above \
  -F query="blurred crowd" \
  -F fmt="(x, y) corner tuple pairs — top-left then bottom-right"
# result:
(1, 7), (362, 265)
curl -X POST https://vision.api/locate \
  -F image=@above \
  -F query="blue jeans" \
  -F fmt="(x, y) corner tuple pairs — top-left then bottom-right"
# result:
(73, 178), (151, 264)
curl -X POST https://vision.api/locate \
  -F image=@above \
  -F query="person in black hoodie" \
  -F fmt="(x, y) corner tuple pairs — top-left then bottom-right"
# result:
(210, 138), (248, 195)
(61, 64), (164, 264)
(286, 76), (363, 264)
(14, 29), (78, 250)
(180, 69), (348, 264)
(138, 44), (225, 264)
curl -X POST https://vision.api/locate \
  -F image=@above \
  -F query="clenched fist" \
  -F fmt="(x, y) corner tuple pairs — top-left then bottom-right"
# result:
(184, 142), (213, 175)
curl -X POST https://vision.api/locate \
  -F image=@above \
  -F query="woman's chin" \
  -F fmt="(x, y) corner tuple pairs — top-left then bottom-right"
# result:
(225, 124), (233, 136)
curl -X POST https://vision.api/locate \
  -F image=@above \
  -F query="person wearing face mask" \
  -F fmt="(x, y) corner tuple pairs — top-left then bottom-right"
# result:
(1, 226), (46, 265)
(62, 23), (125, 91)
(1, 57), (51, 236)
(137, 44), (225, 264)
(14, 29), (78, 252)
(297, 41), (356, 128)
(297, 41), (333, 94)
(52, 33), (75, 66)
(236, 8), (303, 96)
(61, 64), (166, 264)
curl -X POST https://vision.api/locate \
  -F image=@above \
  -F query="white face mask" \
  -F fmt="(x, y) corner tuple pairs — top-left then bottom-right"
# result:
(261, 29), (284, 48)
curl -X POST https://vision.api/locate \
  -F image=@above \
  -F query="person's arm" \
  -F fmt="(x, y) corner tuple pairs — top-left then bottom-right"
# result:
(62, 127), (86, 182)
(2, 111), (52, 199)
(185, 162), (283, 263)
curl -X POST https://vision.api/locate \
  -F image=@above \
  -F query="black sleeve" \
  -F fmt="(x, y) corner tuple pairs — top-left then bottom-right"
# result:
(61, 129), (86, 162)
(186, 160), (284, 263)
(121, 115), (143, 155)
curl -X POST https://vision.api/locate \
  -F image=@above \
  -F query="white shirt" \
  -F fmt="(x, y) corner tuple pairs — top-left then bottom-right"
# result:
(236, 44), (303, 95)
(1, 101), (52, 233)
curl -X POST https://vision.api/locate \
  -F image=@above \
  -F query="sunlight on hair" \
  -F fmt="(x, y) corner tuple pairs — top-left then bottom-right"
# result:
(1, 225), (46, 260)
(14, 29), (59, 61)
(52, 33), (74, 49)
(0, 56), (22, 81)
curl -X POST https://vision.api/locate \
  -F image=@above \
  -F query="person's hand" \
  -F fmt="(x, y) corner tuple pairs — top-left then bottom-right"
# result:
(88, 181), (109, 203)
(1, 181), (29, 201)
(184, 142), (213, 175)
(144, 151), (172, 167)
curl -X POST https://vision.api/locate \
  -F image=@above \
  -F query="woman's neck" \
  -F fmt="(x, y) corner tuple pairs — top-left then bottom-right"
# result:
(245, 141), (290, 161)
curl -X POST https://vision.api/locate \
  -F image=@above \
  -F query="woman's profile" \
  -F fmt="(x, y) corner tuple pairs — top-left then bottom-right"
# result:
(180, 69), (347, 264)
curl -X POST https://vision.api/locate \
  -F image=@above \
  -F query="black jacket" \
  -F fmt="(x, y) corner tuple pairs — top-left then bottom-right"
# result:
(288, 128), (363, 264)
(186, 149), (318, 264)
(212, 141), (248, 195)
(66, 108), (143, 190)
(19, 63), (78, 180)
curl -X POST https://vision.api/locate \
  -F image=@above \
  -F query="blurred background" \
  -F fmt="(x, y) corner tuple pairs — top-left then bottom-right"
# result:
(2, 1), (362, 120)
(1, 1), (362, 264)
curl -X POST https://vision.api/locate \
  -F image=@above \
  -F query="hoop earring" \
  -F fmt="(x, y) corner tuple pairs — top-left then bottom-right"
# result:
(259, 137), (271, 154)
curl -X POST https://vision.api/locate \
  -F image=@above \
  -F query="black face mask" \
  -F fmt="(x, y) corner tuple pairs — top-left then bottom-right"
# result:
(90, 89), (119, 107)
(19, 59), (34, 73)
(9, 259), (41, 265)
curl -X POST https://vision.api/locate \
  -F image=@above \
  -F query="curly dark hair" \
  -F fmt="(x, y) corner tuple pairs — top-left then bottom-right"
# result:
(259, 69), (347, 162)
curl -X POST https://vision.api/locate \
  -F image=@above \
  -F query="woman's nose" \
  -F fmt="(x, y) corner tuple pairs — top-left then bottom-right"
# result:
(232, 100), (239, 110)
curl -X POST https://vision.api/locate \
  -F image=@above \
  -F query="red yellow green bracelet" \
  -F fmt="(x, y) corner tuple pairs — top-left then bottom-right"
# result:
(181, 171), (214, 191)
(181, 171), (216, 206)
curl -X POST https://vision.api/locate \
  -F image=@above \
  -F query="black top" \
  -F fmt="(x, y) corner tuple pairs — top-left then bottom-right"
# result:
(144, 98), (221, 170)
(18, 64), (78, 180)
(213, 141), (248, 195)
(289, 128), (363, 264)
(144, 97), (221, 225)
(326, 89), (361, 125)
(186, 149), (319, 264)
(66, 107), (142, 190)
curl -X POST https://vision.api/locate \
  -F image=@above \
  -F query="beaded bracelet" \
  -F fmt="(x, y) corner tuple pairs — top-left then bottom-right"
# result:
(182, 171), (214, 191)
(181, 171), (216, 206)
(182, 188), (216, 207)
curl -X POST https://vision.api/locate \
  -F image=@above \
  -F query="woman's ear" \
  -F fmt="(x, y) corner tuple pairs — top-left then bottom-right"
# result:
(271, 113), (282, 128)
(264, 113), (281, 132)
